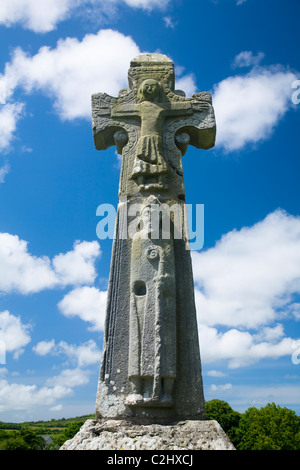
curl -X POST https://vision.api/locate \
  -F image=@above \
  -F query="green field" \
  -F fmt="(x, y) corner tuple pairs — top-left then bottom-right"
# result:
(0, 414), (95, 449)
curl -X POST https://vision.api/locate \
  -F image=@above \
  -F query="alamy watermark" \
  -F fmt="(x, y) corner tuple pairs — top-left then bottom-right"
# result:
(0, 341), (5, 365)
(291, 341), (300, 365)
(96, 198), (204, 250)
(292, 80), (300, 105)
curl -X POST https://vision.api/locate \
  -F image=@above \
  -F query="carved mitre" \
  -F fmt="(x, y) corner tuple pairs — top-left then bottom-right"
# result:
(128, 53), (175, 95)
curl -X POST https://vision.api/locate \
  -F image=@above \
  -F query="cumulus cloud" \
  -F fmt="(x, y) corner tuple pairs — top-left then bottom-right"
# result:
(194, 209), (300, 328)
(0, 29), (205, 152)
(23, 339), (101, 416)
(0, 233), (101, 294)
(206, 370), (227, 377)
(212, 54), (297, 151)
(53, 240), (101, 286)
(194, 209), (300, 368)
(232, 51), (265, 68)
(58, 286), (107, 331)
(0, 0), (170, 33)
(1, 336), (100, 414)
(0, 163), (10, 183)
(0, 103), (24, 153)
(0, 29), (140, 121)
(33, 338), (101, 367)
(45, 367), (90, 388)
(33, 339), (55, 356)
(199, 324), (297, 369)
(0, 378), (73, 412)
(163, 16), (177, 29)
(0, 0), (77, 32)
(210, 383), (232, 392)
(204, 382), (300, 411)
(176, 73), (197, 97)
(123, 0), (170, 8)
(0, 311), (31, 359)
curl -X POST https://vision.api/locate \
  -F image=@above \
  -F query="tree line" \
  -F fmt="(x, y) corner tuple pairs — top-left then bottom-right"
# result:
(205, 400), (300, 450)
(0, 401), (299, 450)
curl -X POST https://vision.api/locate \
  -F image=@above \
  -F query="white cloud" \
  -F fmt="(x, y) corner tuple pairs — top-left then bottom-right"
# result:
(204, 382), (300, 412)
(0, 0), (170, 33)
(1, 336), (99, 414)
(212, 63), (297, 151)
(0, 103), (24, 153)
(58, 286), (107, 331)
(50, 403), (63, 411)
(194, 209), (300, 329)
(123, 0), (169, 8)
(0, 29), (201, 151)
(0, 378), (72, 412)
(0, 233), (101, 294)
(163, 16), (177, 29)
(232, 51), (265, 68)
(2, 337), (100, 415)
(0, 311), (31, 359)
(225, 384), (300, 410)
(206, 370), (227, 377)
(53, 240), (101, 286)
(33, 339), (56, 356)
(194, 209), (300, 369)
(33, 338), (101, 367)
(210, 383), (232, 392)
(46, 368), (90, 388)
(0, 0), (76, 33)
(176, 73), (197, 97)
(0, 163), (10, 183)
(0, 233), (57, 294)
(199, 324), (296, 369)
(0, 29), (140, 121)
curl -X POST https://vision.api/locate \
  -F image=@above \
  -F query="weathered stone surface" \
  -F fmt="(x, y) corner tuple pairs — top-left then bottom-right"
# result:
(92, 52), (216, 423)
(92, 53), (216, 199)
(60, 419), (235, 450)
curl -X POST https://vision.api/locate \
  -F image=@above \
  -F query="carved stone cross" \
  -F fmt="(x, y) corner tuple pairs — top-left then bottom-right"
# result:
(92, 53), (216, 423)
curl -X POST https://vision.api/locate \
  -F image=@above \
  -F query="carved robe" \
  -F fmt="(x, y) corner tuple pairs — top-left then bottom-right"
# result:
(133, 101), (168, 179)
(129, 233), (176, 382)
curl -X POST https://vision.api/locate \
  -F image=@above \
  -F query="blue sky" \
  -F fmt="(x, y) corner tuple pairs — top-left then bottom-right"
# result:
(0, 0), (300, 422)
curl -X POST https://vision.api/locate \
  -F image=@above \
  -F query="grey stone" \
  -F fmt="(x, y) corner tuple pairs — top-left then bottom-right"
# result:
(60, 419), (235, 450)
(91, 53), (216, 423)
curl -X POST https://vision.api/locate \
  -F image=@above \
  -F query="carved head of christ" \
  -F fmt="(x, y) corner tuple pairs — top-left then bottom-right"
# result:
(138, 79), (160, 102)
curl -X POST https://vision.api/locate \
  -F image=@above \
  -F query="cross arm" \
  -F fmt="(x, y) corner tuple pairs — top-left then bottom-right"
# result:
(167, 92), (216, 155)
(111, 102), (138, 119)
(92, 92), (129, 152)
(181, 92), (216, 151)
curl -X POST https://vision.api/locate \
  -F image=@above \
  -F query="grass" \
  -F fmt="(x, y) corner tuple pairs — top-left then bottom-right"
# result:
(0, 414), (95, 435)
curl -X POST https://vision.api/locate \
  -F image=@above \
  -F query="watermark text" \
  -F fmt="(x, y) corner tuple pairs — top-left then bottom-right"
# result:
(96, 199), (204, 250)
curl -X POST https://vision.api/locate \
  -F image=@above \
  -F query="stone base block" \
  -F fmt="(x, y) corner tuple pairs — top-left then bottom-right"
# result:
(60, 419), (235, 450)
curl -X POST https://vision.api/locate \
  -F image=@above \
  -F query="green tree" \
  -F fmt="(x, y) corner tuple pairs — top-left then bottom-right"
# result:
(64, 421), (83, 439)
(3, 435), (30, 450)
(46, 433), (66, 450)
(0, 430), (10, 442)
(0, 427), (46, 450)
(205, 399), (241, 444)
(236, 403), (300, 450)
(21, 427), (46, 449)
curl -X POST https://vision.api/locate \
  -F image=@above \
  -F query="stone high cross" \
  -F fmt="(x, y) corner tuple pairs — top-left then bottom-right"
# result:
(92, 53), (216, 423)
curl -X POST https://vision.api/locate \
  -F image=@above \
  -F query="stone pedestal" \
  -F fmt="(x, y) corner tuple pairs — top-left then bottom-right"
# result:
(60, 419), (235, 450)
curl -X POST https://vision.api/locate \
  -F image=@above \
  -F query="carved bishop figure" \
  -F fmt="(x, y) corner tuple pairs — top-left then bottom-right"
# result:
(128, 196), (176, 408)
(92, 53), (216, 423)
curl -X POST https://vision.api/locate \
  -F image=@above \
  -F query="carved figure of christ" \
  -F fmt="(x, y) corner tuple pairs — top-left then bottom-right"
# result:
(111, 79), (193, 186)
